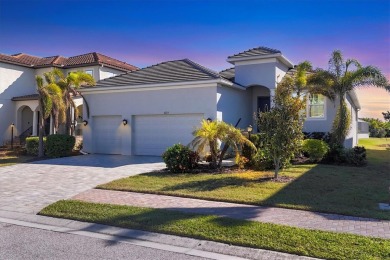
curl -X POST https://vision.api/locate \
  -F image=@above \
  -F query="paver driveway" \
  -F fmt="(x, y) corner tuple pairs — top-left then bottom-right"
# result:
(0, 155), (165, 214)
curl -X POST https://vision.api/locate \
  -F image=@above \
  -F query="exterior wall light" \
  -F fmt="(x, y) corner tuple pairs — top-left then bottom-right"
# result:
(83, 120), (88, 126)
(123, 119), (128, 126)
(247, 125), (253, 139)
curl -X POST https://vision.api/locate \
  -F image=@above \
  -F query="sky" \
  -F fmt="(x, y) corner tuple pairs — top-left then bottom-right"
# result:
(0, 0), (389, 119)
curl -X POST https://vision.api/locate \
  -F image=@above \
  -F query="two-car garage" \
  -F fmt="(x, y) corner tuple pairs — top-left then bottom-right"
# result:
(92, 114), (203, 156)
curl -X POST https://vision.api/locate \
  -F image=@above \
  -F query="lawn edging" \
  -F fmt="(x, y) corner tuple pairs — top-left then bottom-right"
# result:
(39, 200), (390, 260)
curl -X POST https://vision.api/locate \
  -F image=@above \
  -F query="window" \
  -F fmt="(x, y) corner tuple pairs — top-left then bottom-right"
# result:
(307, 94), (325, 119)
(85, 70), (93, 77)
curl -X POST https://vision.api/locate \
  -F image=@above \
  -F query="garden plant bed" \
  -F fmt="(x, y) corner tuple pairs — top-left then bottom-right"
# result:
(39, 200), (390, 260)
(98, 138), (390, 220)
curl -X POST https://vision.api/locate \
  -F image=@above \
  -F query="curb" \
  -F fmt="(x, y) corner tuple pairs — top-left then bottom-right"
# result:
(0, 210), (319, 260)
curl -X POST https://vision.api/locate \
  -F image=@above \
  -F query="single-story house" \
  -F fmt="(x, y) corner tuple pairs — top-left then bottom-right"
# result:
(0, 52), (137, 145)
(80, 47), (361, 156)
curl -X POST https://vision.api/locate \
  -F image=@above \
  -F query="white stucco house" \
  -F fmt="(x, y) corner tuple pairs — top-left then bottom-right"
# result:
(80, 47), (361, 156)
(0, 52), (137, 145)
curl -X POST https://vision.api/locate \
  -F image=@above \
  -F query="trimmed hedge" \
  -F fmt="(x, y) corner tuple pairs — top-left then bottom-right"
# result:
(162, 144), (199, 173)
(302, 139), (329, 162)
(26, 136), (46, 156)
(46, 134), (75, 158)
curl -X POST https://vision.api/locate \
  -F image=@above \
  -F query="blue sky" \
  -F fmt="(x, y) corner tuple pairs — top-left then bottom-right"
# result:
(0, 0), (389, 117)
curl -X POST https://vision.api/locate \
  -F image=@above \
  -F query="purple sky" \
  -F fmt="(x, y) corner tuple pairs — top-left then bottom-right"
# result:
(1, 0), (389, 118)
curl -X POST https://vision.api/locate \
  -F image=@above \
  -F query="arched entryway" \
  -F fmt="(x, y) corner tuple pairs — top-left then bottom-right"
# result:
(247, 85), (273, 131)
(16, 105), (34, 137)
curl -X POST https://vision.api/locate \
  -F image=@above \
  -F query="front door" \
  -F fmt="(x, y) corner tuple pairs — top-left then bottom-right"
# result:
(257, 96), (270, 113)
(257, 96), (270, 132)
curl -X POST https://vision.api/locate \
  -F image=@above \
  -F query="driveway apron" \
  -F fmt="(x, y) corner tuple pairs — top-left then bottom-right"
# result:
(0, 155), (165, 214)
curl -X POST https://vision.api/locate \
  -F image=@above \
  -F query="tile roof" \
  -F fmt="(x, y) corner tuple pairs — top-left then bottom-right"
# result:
(219, 67), (235, 80)
(0, 52), (137, 72)
(11, 94), (39, 101)
(228, 46), (281, 59)
(94, 59), (223, 88)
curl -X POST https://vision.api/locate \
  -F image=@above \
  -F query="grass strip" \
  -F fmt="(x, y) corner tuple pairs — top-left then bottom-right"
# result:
(40, 200), (390, 260)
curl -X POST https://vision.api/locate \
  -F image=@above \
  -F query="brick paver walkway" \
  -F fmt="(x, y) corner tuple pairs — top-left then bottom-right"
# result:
(0, 155), (164, 214)
(73, 189), (390, 239)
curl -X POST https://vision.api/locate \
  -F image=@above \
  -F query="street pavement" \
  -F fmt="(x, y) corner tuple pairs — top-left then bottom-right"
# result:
(0, 223), (210, 260)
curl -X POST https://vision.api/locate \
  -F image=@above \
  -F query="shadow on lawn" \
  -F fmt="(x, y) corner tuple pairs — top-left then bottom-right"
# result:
(261, 147), (389, 219)
(73, 207), (251, 247)
(157, 149), (389, 220)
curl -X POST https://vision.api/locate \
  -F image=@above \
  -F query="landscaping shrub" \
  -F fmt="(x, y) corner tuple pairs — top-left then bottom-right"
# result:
(323, 144), (346, 164)
(302, 139), (329, 162)
(235, 154), (249, 169)
(26, 136), (46, 156)
(344, 146), (367, 166)
(162, 144), (199, 173)
(303, 132), (331, 144)
(243, 133), (275, 170)
(46, 134), (75, 158)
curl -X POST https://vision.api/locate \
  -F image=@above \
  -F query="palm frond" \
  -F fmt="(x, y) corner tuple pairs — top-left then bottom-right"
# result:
(346, 66), (389, 89)
(328, 50), (344, 78)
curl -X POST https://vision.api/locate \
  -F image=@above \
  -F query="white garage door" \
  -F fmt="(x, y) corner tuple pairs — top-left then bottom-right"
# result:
(93, 115), (122, 154)
(133, 114), (203, 156)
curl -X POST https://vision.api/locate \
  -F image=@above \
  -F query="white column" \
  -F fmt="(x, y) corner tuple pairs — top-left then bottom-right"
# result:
(270, 89), (275, 108)
(32, 111), (38, 136)
(50, 114), (54, 134)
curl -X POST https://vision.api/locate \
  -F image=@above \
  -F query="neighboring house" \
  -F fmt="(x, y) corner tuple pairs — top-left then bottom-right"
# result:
(80, 47), (361, 156)
(0, 52), (137, 145)
(358, 119), (370, 139)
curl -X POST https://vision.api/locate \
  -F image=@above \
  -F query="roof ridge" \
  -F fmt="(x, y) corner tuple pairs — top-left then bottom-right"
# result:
(95, 52), (139, 70)
(219, 67), (235, 73)
(228, 46), (281, 59)
(182, 59), (220, 79)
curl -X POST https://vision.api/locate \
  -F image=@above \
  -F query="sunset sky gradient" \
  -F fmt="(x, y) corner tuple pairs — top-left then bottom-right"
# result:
(0, 0), (389, 118)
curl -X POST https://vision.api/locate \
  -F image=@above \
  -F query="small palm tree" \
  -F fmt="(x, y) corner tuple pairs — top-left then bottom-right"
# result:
(308, 50), (388, 147)
(35, 76), (64, 157)
(190, 119), (255, 168)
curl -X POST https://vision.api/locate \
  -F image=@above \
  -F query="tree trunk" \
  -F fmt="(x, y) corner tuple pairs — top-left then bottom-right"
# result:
(209, 140), (218, 169)
(65, 107), (72, 135)
(218, 143), (230, 168)
(274, 157), (280, 179)
(38, 115), (45, 158)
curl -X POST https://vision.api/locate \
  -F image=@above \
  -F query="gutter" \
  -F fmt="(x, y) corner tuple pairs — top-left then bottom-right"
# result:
(347, 90), (361, 110)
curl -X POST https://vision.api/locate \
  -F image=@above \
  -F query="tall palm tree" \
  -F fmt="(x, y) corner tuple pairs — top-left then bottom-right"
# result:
(308, 50), (388, 147)
(35, 76), (64, 157)
(52, 69), (95, 135)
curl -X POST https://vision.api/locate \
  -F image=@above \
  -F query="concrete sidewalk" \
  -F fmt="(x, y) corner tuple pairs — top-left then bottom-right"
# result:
(0, 210), (317, 260)
(73, 189), (390, 239)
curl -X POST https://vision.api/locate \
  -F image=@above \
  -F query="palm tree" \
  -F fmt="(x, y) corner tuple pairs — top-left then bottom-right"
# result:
(52, 69), (95, 135)
(190, 119), (255, 168)
(35, 76), (64, 157)
(308, 50), (388, 147)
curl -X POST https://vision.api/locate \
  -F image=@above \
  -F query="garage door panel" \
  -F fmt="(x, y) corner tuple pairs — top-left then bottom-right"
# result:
(93, 116), (122, 154)
(133, 114), (202, 156)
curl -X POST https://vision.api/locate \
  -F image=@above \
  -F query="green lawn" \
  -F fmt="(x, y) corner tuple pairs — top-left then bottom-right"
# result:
(39, 200), (390, 260)
(98, 138), (390, 220)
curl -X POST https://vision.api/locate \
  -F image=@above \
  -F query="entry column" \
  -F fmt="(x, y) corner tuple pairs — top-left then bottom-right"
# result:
(32, 111), (38, 136)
